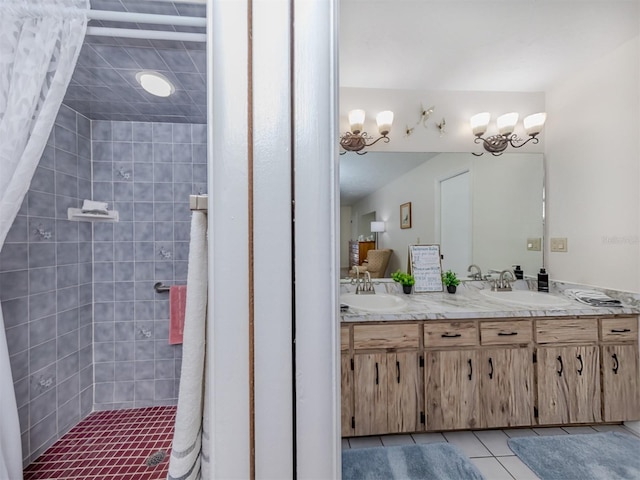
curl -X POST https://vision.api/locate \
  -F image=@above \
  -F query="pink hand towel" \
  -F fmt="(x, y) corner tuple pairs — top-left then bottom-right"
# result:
(169, 285), (188, 345)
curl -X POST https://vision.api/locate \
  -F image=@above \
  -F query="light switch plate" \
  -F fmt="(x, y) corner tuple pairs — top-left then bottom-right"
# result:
(527, 237), (541, 251)
(550, 237), (568, 252)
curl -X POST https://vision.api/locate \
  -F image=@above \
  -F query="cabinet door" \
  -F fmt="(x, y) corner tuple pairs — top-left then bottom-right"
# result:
(537, 346), (601, 425)
(568, 345), (601, 423)
(537, 347), (571, 424)
(341, 354), (353, 437)
(354, 353), (387, 436)
(387, 352), (421, 433)
(426, 350), (480, 430)
(480, 348), (533, 428)
(602, 344), (640, 422)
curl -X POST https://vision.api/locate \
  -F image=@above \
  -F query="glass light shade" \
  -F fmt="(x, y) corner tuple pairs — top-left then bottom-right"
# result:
(135, 71), (175, 97)
(470, 112), (490, 136)
(348, 109), (366, 134)
(376, 110), (394, 135)
(497, 112), (519, 135)
(523, 112), (547, 136)
(370, 221), (385, 233)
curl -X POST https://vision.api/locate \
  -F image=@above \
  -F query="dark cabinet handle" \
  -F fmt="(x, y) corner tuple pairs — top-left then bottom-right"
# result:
(375, 362), (379, 385)
(497, 332), (518, 336)
(441, 333), (462, 338)
(611, 328), (631, 333)
(612, 353), (619, 375)
(396, 361), (400, 384)
(557, 355), (563, 376)
(488, 357), (494, 379)
(577, 354), (583, 376)
(468, 359), (473, 380)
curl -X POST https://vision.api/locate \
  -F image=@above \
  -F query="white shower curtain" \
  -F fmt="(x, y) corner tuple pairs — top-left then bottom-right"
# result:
(0, 1), (87, 478)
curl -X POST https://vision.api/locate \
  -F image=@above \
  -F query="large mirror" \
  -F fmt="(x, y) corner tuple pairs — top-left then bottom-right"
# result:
(340, 152), (544, 279)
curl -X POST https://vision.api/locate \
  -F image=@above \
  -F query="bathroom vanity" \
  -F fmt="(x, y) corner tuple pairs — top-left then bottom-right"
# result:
(340, 284), (640, 437)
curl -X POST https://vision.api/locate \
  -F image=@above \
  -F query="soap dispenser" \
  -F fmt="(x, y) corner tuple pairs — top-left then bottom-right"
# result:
(513, 265), (523, 280)
(537, 268), (549, 292)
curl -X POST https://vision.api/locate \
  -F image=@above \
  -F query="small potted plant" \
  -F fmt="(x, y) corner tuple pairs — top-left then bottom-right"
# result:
(442, 269), (460, 294)
(391, 270), (415, 294)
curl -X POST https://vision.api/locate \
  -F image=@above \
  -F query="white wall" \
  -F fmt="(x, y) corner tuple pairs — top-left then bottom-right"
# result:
(351, 152), (544, 276)
(472, 153), (544, 276)
(545, 36), (640, 292)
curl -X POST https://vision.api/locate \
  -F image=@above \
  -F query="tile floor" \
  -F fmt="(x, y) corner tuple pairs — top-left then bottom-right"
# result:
(343, 424), (640, 480)
(23, 406), (176, 480)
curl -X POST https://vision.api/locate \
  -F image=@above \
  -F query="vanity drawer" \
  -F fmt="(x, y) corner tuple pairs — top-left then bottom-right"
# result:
(600, 317), (638, 342)
(424, 321), (477, 347)
(480, 320), (532, 345)
(341, 326), (350, 351)
(353, 324), (419, 350)
(536, 318), (598, 344)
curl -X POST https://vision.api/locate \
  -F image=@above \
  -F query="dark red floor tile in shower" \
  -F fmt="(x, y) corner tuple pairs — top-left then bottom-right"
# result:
(24, 406), (177, 480)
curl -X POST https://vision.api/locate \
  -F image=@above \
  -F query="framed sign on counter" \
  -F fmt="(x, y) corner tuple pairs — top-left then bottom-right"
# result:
(408, 244), (443, 293)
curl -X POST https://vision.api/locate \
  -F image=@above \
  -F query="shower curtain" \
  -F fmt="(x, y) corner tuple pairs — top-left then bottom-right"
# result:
(0, 1), (87, 477)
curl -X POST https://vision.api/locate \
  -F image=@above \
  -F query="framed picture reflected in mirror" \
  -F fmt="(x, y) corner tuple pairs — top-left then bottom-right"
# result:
(400, 202), (411, 229)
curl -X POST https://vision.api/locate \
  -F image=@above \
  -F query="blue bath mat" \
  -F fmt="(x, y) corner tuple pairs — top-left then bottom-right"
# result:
(508, 431), (640, 480)
(342, 442), (485, 480)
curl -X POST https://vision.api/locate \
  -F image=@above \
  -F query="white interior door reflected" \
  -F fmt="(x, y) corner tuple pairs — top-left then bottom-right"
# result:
(440, 171), (472, 277)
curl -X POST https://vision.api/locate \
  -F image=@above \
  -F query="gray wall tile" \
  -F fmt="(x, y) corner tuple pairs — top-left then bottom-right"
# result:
(0, 107), (94, 464)
(3, 117), (206, 457)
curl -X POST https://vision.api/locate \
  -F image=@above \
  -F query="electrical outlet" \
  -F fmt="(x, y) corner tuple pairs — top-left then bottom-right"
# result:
(550, 237), (568, 252)
(527, 237), (541, 251)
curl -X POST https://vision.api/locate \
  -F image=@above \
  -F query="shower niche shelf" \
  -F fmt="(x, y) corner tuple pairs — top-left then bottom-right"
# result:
(67, 208), (119, 222)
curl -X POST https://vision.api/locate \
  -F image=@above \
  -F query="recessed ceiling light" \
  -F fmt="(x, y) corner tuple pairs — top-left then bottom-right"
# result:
(135, 71), (175, 97)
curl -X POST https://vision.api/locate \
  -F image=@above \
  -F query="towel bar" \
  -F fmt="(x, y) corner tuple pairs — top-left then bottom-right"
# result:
(154, 282), (171, 293)
(189, 194), (208, 212)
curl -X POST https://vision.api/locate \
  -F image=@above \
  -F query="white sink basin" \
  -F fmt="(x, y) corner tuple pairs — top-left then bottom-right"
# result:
(340, 293), (408, 312)
(479, 289), (572, 308)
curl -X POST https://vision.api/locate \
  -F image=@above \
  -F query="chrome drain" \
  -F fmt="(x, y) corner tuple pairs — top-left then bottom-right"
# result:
(145, 450), (167, 467)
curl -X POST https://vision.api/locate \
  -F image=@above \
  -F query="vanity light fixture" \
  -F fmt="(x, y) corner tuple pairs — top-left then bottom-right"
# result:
(470, 112), (547, 156)
(340, 109), (394, 154)
(135, 71), (175, 97)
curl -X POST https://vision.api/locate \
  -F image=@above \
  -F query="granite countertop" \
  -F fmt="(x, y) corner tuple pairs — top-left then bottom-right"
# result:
(339, 279), (640, 322)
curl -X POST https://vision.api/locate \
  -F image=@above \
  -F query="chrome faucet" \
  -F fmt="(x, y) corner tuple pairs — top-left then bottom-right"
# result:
(356, 270), (375, 295)
(492, 269), (515, 291)
(467, 264), (483, 280)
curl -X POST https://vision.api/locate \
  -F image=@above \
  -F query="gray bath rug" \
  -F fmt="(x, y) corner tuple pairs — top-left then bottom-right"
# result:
(508, 431), (640, 480)
(342, 442), (485, 480)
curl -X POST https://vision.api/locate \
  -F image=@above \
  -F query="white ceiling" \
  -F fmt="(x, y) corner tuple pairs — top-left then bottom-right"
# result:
(338, 0), (640, 203)
(340, 152), (438, 204)
(340, 0), (640, 92)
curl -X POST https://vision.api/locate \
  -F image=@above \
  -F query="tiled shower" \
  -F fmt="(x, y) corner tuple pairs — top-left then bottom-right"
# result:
(0, 106), (207, 465)
(0, 0), (208, 470)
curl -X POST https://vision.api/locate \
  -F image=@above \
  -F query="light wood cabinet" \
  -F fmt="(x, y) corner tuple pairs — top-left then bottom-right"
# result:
(349, 324), (422, 436)
(387, 352), (421, 433)
(341, 354), (353, 437)
(535, 318), (601, 424)
(341, 314), (639, 437)
(354, 353), (387, 436)
(425, 321), (533, 430)
(425, 350), (480, 430)
(599, 317), (640, 422)
(601, 344), (640, 422)
(537, 345), (601, 424)
(353, 352), (421, 436)
(480, 348), (534, 428)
